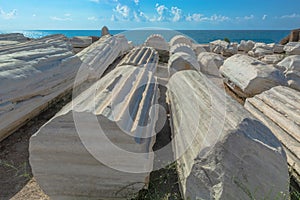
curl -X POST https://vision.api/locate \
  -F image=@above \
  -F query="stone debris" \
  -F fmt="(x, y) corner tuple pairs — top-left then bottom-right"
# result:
(220, 54), (287, 97)
(276, 55), (300, 91)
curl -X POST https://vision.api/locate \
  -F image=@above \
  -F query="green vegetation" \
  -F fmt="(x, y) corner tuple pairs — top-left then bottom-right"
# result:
(224, 37), (231, 43)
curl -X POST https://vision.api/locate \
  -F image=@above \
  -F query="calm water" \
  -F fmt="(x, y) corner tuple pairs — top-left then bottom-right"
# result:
(0, 30), (289, 45)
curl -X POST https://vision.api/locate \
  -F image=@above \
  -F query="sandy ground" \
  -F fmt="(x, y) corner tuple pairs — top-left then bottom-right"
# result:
(0, 94), (71, 200)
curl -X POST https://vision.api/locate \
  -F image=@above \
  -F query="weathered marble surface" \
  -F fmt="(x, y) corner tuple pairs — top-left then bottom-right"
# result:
(284, 42), (300, 55)
(197, 52), (223, 76)
(260, 54), (285, 64)
(30, 65), (158, 199)
(238, 40), (255, 52)
(210, 39), (229, 54)
(0, 33), (30, 42)
(170, 43), (196, 58)
(245, 86), (300, 184)
(276, 55), (300, 91)
(144, 34), (169, 51)
(192, 44), (207, 56)
(167, 70), (289, 200)
(77, 35), (131, 81)
(220, 54), (287, 97)
(118, 46), (159, 72)
(168, 52), (200, 76)
(0, 34), (82, 141)
(70, 36), (92, 48)
(248, 43), (274, 57)
(170, 35), (193, 47)
(210, 40), (237, 56)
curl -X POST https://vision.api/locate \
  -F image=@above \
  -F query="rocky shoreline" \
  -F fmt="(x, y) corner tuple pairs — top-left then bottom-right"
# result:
(0, 28), (299, 199)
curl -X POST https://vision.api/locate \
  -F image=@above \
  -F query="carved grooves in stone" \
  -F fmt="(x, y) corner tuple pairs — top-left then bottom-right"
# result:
(245, 86), (300, 183)
(29, 65), (159, 199)
(167, 70), (288, 199)
(0, 35), (81, 142)
(118, 46), (159, 71)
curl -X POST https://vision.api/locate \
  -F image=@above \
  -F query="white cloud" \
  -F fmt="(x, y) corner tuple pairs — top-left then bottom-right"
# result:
(280, 13), (300, 19)
(171, 7), (182, 22)
(50, 16), (72, 21)
(0, 8), (17, 20)
(244, 14), (254, 20)
(88, 16), (98, 21)
(89, 0), (99, 3)
(134, 0), (139, 5)
(32, 14), (36, 17)
(262, 14), (267, 20)
(155, 4), (169, 21)
(64, 13), (71, 17)
(114, 3), (130, 19)
(186, 13), (229, 22)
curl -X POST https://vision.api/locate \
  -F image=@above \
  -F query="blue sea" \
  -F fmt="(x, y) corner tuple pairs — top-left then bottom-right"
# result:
(0, 30), (290, 45)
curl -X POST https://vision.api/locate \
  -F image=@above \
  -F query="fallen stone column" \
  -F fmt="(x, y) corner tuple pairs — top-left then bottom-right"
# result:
(118, 46), (159, 72)
(30, 64), (159, 199)
(170, 43), (196, 58)
(0, 34), (82, 141)
(77, 35), (131, 81)
(245, 86), (300, 185)
(170, 35), (193, 47)
(167, 70), (289, 199)
(220, 54), (287, 97)
(144, 34), (169, 51)
(168, 52), (200, 76)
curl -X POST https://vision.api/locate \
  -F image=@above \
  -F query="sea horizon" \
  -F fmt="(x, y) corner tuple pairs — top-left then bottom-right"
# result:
(0, 29), (290, 45)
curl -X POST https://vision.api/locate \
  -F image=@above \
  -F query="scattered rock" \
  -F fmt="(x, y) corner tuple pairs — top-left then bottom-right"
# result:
(260, 54), (285, 64)
(269, 43), (285, 54)
(168, 52), (200, 76)
(220, 54), (287, 97)
(210, 40), (237, 57)
(248, 43), (274, 57)
(276, 55), (300, 91)
(144, 34), (169, 51)
(210, 39), (229, 54)
(197, 52), (223, 76)
(30, 65), (158, 199)
(238, 40), (255, 52)
(283, 42), (300, 55)
(245, 86), (300, 184)
(167, 70), (289, 200)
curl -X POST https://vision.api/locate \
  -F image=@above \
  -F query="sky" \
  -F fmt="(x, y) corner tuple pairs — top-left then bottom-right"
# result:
(0, 0), (300, 30)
